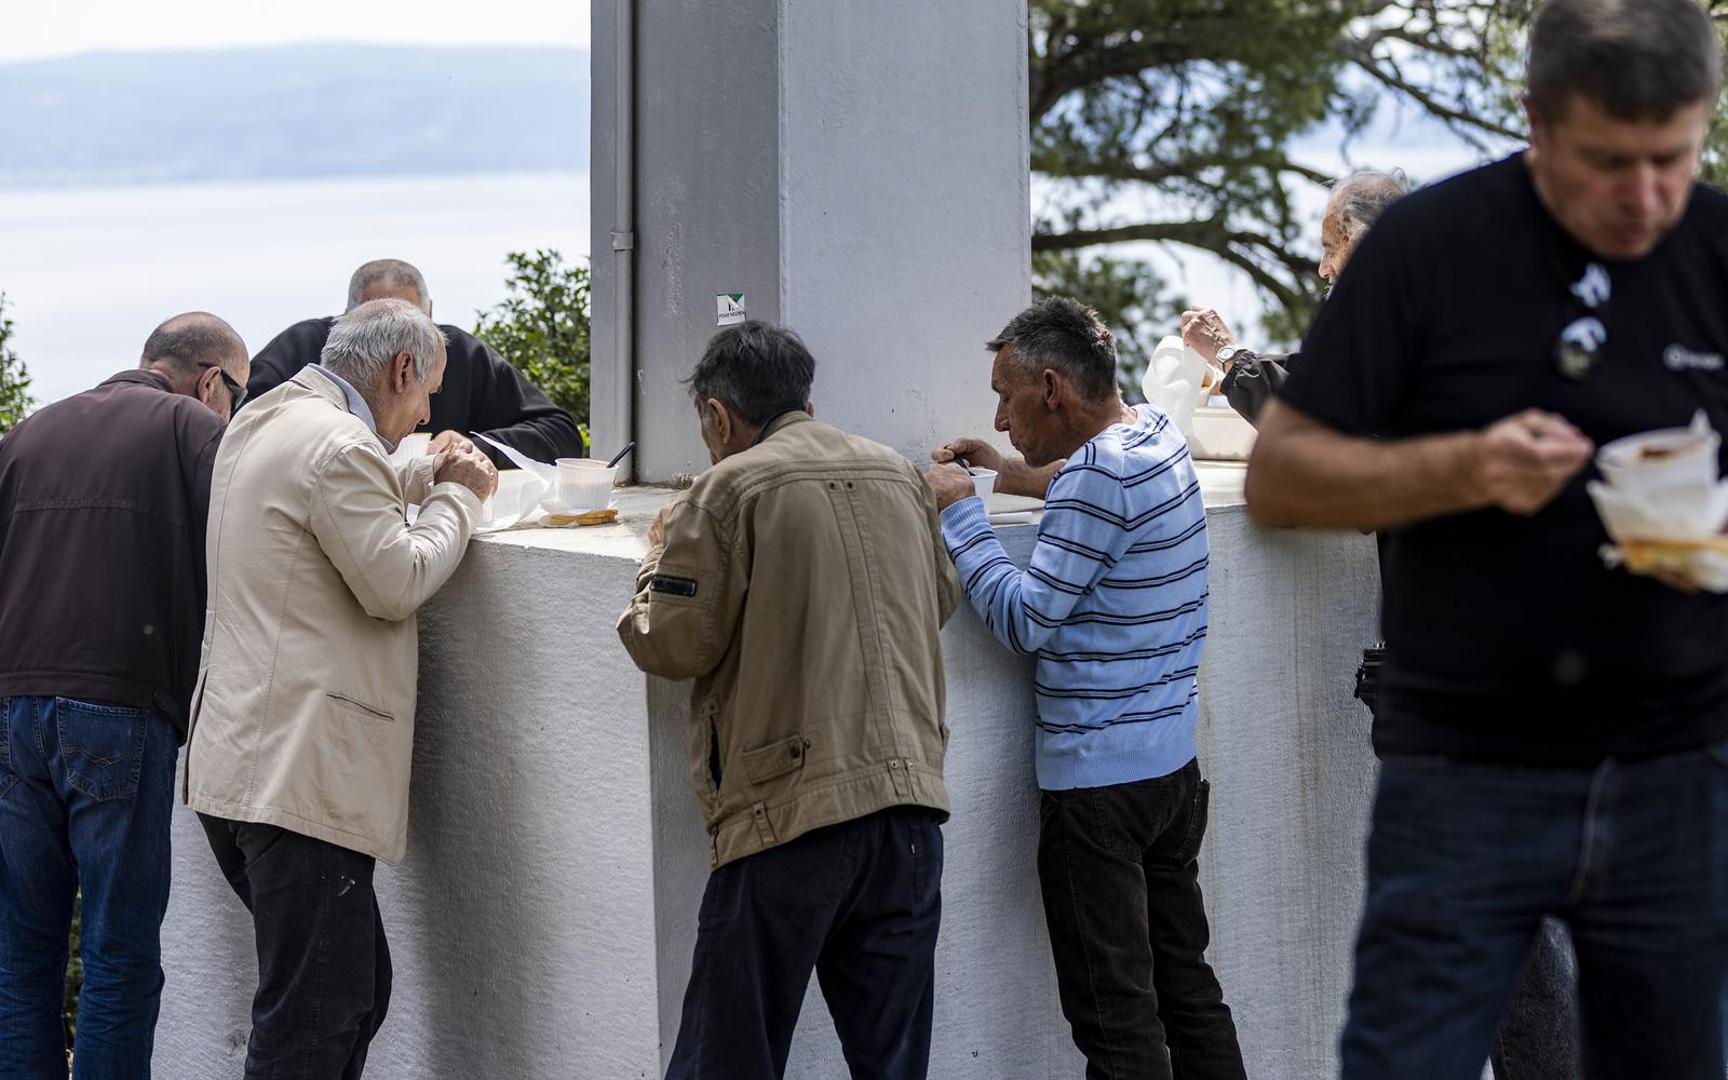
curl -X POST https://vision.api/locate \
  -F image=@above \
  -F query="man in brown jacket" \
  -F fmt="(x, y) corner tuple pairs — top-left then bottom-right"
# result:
(186, 298), (496, 1079)
(618, 321), (959, 1080)
(0, 313), (245, 1080)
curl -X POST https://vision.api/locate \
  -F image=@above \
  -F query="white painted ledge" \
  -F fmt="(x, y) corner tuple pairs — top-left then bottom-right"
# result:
(157, 467), (1379, 1079)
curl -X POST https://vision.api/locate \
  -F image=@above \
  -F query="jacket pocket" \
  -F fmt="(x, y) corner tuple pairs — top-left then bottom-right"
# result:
(741, 734), (811, 785)
(56, 698), (150, 802)
(325, 692), (396, 723)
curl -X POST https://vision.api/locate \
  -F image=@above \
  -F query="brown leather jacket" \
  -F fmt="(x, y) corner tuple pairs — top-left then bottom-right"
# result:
(618, 412), (959, 867)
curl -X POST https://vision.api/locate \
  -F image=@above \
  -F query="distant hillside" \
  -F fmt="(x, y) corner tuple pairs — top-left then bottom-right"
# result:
(0, 44), (589, 189)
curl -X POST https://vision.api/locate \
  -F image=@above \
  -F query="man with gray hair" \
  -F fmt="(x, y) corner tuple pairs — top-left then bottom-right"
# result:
(248, 257), (586, 466)
(1180, 168), (1410, 424)
(1248, 0), (1728, 1075)
(186, 298), (496, 1077)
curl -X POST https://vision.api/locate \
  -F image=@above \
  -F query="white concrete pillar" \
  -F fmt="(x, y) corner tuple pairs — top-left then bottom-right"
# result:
(591, 0), (1030, 482)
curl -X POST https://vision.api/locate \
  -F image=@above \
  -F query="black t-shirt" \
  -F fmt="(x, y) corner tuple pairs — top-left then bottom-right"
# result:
(1281, 153), (1728, 765)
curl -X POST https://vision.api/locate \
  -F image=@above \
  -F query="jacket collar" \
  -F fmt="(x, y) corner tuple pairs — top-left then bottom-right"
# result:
(289, 366), (386, 447)
(100, 369), (174, 393)
(754, 409), (812, 445)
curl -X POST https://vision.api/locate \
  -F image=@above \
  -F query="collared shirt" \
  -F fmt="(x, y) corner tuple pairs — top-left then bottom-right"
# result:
(309, 363), (377, 434)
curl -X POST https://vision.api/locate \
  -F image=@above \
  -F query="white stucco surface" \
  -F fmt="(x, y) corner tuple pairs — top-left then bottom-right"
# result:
(155, 470), (1381, 1079)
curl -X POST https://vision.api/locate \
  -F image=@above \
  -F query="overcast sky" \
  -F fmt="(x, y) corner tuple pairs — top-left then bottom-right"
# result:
(1, 0), (592, 62)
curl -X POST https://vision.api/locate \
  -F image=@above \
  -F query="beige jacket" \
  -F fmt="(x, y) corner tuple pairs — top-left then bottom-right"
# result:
(184, 368), (481, 863)
(618, 413), (960, 868)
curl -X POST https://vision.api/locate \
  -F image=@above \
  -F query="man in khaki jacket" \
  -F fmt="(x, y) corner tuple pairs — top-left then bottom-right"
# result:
(185, 298), (496, 1079)
(618, 321), (959, 1080)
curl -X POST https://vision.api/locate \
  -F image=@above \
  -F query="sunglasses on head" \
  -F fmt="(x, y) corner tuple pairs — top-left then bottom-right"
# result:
(1553, 258), (1610, 382)
(199, 363), (248, 410)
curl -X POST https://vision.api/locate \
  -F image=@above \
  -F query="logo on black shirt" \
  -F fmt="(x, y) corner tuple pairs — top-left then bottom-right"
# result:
(1664, 344), (1725, 373)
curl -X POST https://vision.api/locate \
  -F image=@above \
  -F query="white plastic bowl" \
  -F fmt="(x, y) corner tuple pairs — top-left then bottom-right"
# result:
(550, 458), (618, 512)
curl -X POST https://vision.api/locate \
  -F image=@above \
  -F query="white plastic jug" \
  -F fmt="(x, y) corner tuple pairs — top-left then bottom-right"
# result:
(1141, 336), (1220, 436)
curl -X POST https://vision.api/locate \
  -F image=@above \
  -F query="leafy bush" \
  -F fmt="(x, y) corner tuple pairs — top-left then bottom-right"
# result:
(0, 293), (33, 433)
(472, 250), (591, 439)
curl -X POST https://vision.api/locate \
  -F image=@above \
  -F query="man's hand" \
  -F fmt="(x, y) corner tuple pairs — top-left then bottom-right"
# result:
(931, 437), (1004, 475)
(1472, 410), (1594, 516)
(428, 430), (477, 457)
(926, 462), (977, 511)
(434, 445), (499, 501)
(1180, 308), (1236, 365)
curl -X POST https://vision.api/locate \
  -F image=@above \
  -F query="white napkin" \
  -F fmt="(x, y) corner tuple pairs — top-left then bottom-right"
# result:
(1141, 336), (1221, 437)
(1588, 411), (1728, 591)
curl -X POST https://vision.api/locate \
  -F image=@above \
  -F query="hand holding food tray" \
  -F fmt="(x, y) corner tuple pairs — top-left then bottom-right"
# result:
(1587, 411), (1728, 592)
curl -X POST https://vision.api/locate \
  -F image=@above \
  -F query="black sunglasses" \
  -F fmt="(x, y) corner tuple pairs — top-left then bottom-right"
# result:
(200, 363), (248, 410)
(1553, 257), (1610, 382)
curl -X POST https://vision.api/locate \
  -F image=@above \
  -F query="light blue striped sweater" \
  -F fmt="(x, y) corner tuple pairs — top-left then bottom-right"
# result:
(940, 405), (1209, 790)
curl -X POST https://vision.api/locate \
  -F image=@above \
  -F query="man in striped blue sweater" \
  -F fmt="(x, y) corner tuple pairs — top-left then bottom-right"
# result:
(928, 297), (1244, 1080)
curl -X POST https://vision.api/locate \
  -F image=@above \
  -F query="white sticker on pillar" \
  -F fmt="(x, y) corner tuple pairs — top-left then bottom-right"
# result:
(716, 293), (747, 326)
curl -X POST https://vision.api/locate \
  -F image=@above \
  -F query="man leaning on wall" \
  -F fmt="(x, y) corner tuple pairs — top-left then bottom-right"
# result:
(1247, 0), (1728, 1074)
(184, 298), (496, 1078)
(0, 313), (246, 1080)
(928, 297), (1246, 1080)
(247, 257), (586, 467)
(617, 321), (960, 1080)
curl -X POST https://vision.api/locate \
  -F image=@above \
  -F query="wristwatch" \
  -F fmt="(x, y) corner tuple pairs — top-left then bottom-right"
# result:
(1215, 345), (1252, 367)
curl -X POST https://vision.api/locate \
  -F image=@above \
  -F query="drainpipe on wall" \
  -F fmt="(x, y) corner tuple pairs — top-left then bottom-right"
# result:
(604, 0), (637, 482)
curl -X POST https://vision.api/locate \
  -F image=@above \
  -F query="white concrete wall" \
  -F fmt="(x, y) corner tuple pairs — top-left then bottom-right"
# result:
(155, 475), (1382, 1079)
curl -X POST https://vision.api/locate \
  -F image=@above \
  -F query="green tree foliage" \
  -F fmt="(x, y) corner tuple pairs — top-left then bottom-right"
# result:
(1029, 0), (1728, 372)
(472, 250), (592, 434)
(0, 293), (33, 433)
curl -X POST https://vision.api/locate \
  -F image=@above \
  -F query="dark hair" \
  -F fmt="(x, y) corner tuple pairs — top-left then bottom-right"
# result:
(986, 296), (1117, 402)
(687, 321), (817, 425)
(1528, 0), (1723, 121)
(139, 312), (244, 378)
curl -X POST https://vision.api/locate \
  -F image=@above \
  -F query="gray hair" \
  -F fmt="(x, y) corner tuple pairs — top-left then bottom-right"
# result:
(1528, 0), (1722, 121)
(319, 299), (445, 388)
(1326, 169), (1411, 245)
(987, 296), (1118, 403)
(346, 259), (431, 314)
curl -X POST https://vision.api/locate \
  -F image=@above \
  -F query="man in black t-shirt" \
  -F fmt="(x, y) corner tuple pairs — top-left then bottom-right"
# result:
(1246, 0), (1728, 1077)
(247, 258), (586, 467)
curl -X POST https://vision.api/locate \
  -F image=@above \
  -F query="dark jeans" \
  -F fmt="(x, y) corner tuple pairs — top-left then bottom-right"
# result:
(0, 695), (176, 1080)
(666, 805), (944, 1080)
(199, 815), (391, 1080)
(1341, 747), (1728, 1080)
(1037, 758), (1246, 1080)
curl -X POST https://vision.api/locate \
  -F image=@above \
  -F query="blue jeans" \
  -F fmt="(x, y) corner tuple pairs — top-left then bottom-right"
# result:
(667, 806), (944, 1080)
(1341, 746), (1728, 1080)
(0, 695), (177, 1080)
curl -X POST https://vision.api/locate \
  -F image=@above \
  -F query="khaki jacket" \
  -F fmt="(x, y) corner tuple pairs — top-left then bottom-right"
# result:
(618, 413), (960, 867)
(184, 368), (481, 863)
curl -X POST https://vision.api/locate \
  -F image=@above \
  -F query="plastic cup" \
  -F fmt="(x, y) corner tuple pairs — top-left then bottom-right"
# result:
(969, 468), (998, 499)
(551, 458), (619, 512)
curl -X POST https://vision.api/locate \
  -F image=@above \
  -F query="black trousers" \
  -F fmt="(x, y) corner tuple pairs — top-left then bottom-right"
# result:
(1038, 759), (1247, 1080)
(198, 815), (391, 1080)
(666, 806), (945, 1080)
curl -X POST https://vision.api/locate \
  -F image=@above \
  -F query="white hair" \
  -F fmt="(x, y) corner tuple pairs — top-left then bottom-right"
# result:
(1326, 168), (1411, 245)
(319, 298), (445, 388)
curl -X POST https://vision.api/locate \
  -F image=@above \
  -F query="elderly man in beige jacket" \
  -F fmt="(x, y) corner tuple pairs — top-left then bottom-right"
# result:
(184, 298), (496, 1079)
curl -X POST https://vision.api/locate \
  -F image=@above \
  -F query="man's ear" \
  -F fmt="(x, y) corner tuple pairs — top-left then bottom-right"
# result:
(392, 350), (416, 392)
(705, 397), (733, 445)
(1040, 368), (1063, 410)
(196, 365), (222, 406)
(803, 399), (814, 420)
